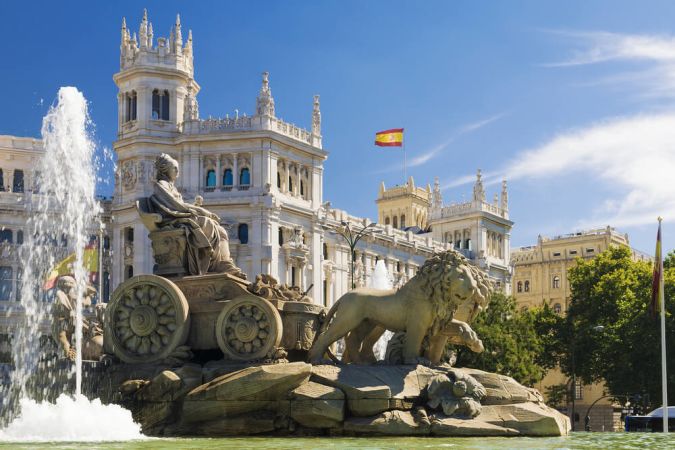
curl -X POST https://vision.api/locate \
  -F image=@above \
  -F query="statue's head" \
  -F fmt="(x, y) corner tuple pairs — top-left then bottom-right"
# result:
(155, 153), (179, 182)
(57, 275), (76, 293)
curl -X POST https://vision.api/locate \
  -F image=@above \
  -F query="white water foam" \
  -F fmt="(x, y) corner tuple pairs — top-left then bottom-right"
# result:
(1, 87), (145, 440)
(0, 394), (144, 442)
(370, 260), (394, 360)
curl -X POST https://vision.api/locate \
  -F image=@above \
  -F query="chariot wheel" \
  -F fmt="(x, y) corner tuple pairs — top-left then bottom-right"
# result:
(105, 275), (190, 364)
(216, 295), (282, 361)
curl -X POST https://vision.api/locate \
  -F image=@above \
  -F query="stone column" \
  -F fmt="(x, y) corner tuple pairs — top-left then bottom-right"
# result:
(233, 153), (239, 188)
(216, 156), (221, 188)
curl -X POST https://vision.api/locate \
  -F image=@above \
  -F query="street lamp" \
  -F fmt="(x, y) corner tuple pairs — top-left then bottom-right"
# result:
(331, 221), (381, 289)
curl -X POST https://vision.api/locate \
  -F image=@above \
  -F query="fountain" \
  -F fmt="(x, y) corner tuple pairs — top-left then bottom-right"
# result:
(0, 87), (143, 441)
(369, 260), (394, 360)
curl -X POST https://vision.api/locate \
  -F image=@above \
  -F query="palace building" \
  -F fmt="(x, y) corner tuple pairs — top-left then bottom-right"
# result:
(376, 171), (513, 293)
(110, 10), (451, 306)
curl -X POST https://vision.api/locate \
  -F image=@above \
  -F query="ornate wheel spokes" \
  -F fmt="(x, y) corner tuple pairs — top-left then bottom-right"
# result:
(216, 296), (282, 361)
(106, 275), (189, 363)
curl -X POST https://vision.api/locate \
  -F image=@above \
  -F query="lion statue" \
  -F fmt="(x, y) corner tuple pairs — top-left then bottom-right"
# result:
(308, 250), (493, 365)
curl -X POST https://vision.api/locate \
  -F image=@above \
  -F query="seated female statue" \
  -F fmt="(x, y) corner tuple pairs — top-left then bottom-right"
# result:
(149, 153), (246, 279)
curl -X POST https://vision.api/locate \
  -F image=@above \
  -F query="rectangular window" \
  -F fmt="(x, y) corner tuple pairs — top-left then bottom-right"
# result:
(574, 381), (583, 400)
(12, 170), (24, 193)
(0, 266), (12, 301)
(291, 266), (296, 287)
(586, 248), (595, 253)
(569, 250), (577, 255)
(553, 252), (561, 257)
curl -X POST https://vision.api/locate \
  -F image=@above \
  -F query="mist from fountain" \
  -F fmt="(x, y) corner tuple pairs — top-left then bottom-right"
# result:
(370, 260), (394, 360)
(0, 87), (143, 442)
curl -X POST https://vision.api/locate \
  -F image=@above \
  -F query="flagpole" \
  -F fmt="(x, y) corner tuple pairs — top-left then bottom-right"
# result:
(659, 217), (669, 433)
(403, 138), (407, 184)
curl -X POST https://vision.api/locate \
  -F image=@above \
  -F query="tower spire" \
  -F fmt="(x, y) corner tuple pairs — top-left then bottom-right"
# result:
(432, 176), (443, 211)
(501, 179), (508, 211)
(148, 22), (154, 48)
(256, 71), (276, 117)
(473, 169), (485, 202)
(174, 14), (183, 54)
(312, 95), (321, 135)
(139, 8), (148, 49)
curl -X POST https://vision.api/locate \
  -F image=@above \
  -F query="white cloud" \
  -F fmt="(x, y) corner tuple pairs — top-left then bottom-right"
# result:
(543, 30), (675, 102)
(505, 114), (675, 228)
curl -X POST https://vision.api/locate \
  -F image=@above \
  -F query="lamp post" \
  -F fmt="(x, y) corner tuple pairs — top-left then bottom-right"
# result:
(332, 221), (380, 289)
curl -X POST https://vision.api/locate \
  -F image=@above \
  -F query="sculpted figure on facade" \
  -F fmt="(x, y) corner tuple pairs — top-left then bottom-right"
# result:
(51, 275), (105, 361)
(148, 153), (246, 278)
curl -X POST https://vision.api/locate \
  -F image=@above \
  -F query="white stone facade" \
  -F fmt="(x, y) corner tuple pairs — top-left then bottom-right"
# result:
(111, 11), (448, 307)
(428, 171), (513, 292)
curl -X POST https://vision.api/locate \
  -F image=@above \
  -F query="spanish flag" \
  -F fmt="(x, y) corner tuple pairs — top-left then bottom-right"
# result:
(375, 128), (404, 147)
(43, 245), (99, 290)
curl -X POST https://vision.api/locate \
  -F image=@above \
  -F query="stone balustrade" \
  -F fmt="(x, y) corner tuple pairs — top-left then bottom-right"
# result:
(181, 115), (313, 146)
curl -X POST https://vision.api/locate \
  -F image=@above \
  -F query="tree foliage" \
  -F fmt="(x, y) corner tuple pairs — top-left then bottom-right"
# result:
(454, 292), (563, 386)
(563, 246), (675, 409)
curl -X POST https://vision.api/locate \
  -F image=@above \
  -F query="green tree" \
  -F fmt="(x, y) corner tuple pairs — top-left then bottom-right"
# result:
(562, 246), (675, 410)
(454, 293), (562, 386)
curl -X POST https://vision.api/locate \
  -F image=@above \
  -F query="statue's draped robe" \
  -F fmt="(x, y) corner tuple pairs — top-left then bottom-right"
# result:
(150, 179), (240, 276)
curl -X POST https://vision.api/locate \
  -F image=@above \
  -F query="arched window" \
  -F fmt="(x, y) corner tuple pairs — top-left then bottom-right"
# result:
(323, 242), (328, 260)
(16, 230), (23, 245)
(222, 169), (233, 186)
(277, 171), (281, 189)
(278, 228), (284, 245)
(393, 216), (398, 229)
(396, 261), (401, 272)
(238, 224), (249, 244)
(125, 265), (134, 280)
(385, 217), (390, 225)
(465, 239), (471, 250)
(205, 170), (216, 187)
(552, 275), (560, 289)
(524, 280), (530, 292)
(300, 180), (305, 197)
(152, 89), (170, 120)
(239, 168), (250, 185)
(400, 215), (406, 228)
(288, 175), (293, 192)
(517, 281), (523, 293)
(12, 170), (24, 193)
(553, 303), (562, 314)
(0, 230), (12, 243)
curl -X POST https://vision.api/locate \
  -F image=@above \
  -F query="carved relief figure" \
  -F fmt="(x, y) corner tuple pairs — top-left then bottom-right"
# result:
(149, 153), (246, 278)
(51, 275), (105, 361)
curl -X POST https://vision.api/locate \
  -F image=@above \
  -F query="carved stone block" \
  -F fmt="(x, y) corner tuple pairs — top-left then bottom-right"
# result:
(149, 229), (187, 277)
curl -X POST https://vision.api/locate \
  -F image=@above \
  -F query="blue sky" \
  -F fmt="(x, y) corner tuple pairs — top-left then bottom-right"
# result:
(0, 1), (674, 254)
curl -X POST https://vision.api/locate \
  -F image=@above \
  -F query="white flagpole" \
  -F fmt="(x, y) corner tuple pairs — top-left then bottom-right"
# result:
(659, 217), (669, 433)
(403, 138), (407, 184)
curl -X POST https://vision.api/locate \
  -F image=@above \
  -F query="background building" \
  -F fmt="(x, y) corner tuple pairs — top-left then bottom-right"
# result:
(511, 226), (652, 431)
(377, 170), (514, 292)
(0, 135), (112, 362)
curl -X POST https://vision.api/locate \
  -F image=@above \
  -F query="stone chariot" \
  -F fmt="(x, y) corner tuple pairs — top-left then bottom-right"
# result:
(103, 198), (325, 364)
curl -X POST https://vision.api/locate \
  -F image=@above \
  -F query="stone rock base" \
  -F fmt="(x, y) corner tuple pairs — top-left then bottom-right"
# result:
(99, 361), (570, 437)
